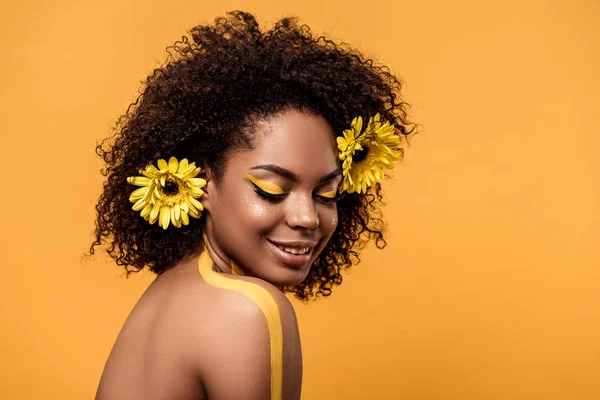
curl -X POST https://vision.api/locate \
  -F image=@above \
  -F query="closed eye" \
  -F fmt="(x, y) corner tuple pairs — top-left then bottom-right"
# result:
(250, 182), (287, 203)
(315, 190), (345, 204)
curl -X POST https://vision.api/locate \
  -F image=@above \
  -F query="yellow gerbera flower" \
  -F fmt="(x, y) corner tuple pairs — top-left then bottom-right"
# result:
(126, 156), (207, 229)
(336, 113), (402, 194)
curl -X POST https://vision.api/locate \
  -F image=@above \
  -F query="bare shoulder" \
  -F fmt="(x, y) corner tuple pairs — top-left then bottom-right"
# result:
(236, 274), (298, 316)
(194, 274), (302, 400)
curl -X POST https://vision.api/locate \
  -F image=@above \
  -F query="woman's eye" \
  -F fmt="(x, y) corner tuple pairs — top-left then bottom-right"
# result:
(251, 184), (287, 203)
(250, 182), (345, 204)
(315, 191), (345, 204)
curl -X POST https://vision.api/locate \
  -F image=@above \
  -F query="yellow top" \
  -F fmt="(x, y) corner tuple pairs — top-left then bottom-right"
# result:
(197, 246), (283, 400)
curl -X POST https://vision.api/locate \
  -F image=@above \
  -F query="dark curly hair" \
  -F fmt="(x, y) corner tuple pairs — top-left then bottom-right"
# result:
(89, 10), (416, 302)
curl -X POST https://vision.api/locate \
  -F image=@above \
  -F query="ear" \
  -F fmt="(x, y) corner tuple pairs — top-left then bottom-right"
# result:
(200, 162), (216, 213)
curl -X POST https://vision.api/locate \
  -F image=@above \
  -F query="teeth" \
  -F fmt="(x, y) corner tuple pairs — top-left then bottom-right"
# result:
(276, 245), (311, 255)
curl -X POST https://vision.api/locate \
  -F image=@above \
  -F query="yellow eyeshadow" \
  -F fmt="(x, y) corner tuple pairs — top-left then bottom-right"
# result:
(245, 174), (286, 195)
(318, 190), (337, 199)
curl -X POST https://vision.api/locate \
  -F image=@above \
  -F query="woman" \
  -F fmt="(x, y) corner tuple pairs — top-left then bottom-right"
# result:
(91, 10), (415, 400)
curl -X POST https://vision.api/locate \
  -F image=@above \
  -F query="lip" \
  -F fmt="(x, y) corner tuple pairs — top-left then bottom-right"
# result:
(266, 238), (317, 269)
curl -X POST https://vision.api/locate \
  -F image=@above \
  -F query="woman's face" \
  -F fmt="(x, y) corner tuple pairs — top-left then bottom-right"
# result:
(203, 109), (341, 287)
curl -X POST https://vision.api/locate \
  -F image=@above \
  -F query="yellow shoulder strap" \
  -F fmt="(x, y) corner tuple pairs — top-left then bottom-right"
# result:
(197, 248), (283, 400)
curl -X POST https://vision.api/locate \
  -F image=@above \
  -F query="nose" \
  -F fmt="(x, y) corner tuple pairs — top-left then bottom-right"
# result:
(285, 194), (319, 231)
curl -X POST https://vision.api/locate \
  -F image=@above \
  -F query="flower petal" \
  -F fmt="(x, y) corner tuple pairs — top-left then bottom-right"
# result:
(127, 176), (151, 186)
(351, 116), (363, 135)
(140, 203), (152, 218)
(159, 206), (171, 229)
(188, 178), (207, 188)
(180, 201), (189, 213)
(129, 186), (149, 202)
(180, 210), (189, 225)
(177, 158), (189, 173)
(188, 195), (204, 211)
(150, 201), (161, 221)
(132, 198), (147, 211)
(188, 206), (200, 219)
(157, 159), (168, 170)
(172, 203), (181, 222)
(337, 136), (348, 150)
(141, 165), (160, 178)
(189, 186), (204, 197)
(168, 157), (178, 173)
(183, 167), (201, 179)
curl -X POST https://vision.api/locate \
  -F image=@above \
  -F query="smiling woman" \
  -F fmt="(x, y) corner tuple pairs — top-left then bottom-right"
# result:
(90, 10), (415, 400)
(202, 110), (341, 288)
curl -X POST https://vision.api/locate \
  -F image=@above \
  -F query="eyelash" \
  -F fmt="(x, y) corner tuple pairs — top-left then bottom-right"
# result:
(251, 184), (344, 204)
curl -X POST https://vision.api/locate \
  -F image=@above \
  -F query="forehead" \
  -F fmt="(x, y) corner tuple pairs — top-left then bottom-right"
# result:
(229, 109), (339, 176)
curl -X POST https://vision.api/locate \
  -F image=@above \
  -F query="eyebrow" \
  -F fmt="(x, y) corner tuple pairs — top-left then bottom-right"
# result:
(250, 164), (341, 184)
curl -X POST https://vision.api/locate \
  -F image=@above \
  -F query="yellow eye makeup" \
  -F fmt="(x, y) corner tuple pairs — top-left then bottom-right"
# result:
(244, 174), (286, 195)
(317, 190), (337, 199)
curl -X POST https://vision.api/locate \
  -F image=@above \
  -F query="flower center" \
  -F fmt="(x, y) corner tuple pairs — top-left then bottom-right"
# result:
(353, 146), (369, 163)
(163, 178), (180, 195)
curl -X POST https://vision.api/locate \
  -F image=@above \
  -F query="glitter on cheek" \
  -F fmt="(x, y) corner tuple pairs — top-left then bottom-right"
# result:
(329, 213), (339, 228)
(322, 210), (338, 235)
(241, 192), (268, 217)
(311, 209), (339, 262)
(250, 200), (268, 217)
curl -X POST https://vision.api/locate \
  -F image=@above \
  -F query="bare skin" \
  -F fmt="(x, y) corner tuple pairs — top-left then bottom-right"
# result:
(95, 247), (302, 400)
(96, 109), (341, 399)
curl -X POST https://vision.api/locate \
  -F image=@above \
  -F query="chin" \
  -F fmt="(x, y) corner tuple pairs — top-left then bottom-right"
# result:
(264, 266), (311, 288)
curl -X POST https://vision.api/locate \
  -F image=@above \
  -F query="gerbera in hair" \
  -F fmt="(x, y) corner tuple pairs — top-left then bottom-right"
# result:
(337, 113), (402, 194)
(127, 157), (206, 229)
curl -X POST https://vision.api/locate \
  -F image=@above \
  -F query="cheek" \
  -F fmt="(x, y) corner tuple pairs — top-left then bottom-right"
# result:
(311, 206), (338, 263)
(237, 192), (281, 235)
(240, 192), (269, 219)
(320, 206), (339, 237)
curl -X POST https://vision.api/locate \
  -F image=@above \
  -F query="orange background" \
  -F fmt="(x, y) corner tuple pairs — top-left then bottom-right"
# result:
(1, 1), (599, 399)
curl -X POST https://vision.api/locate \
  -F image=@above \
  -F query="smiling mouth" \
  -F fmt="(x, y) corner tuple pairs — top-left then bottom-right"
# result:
(275, 245), (311, 255)
(267, 238), (317, 253)
(266, 238), (318, 268)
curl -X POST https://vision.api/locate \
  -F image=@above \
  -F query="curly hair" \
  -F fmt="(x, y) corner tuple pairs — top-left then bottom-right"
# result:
(89, 10), (416, 302)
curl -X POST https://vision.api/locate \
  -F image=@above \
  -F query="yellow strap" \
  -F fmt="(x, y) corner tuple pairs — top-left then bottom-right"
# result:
(197, 248), (283, 400)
